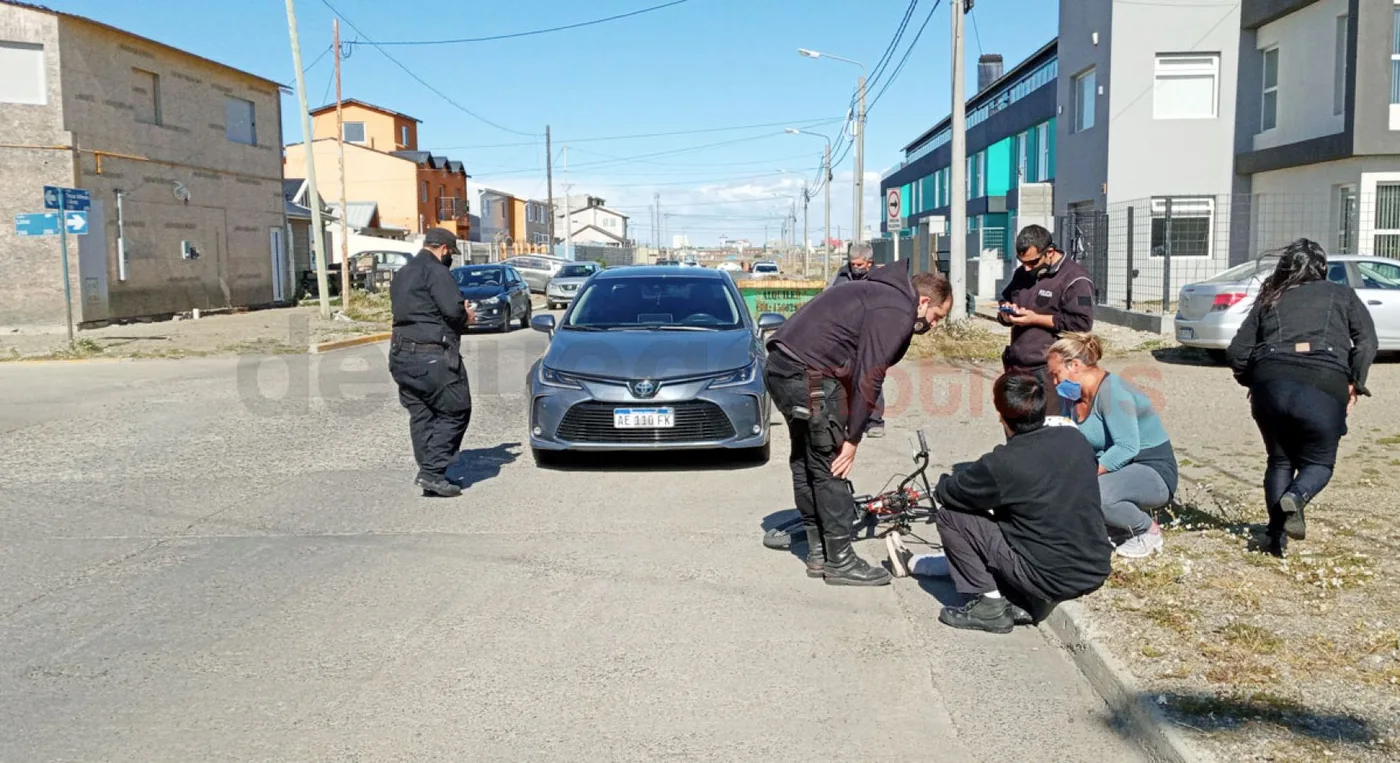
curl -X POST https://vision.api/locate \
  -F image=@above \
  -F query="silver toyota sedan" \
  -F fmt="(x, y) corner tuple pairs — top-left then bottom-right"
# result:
(544, 261), (602, 310)
(527, 266), (784, 466)
(1174, 254), (1400, 359)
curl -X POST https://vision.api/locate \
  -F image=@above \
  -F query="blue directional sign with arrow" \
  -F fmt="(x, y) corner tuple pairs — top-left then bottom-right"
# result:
(44, 185), (90, 211)
(64, 211), (88, 235)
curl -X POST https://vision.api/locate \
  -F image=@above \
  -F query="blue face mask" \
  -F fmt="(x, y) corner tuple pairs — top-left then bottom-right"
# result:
(1056, 379), (1083, 402)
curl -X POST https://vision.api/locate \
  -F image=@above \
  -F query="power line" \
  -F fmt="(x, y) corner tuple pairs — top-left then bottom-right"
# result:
(866, 0), (920, 92)
(358, 0), (693, 46)
(868, 0), (943, 114)
(318, 0), (538, 137)
(968, 4), (984, 57)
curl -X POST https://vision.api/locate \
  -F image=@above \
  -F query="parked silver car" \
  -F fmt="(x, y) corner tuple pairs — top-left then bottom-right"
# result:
(1174, 254), (1400, 358)
(526, 266), (784, 466)
(544, 261), (603, 310)
(505, 254), (570, 293)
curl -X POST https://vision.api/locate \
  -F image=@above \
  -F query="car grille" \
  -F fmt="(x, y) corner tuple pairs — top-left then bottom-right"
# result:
(556, 400), (737, 444)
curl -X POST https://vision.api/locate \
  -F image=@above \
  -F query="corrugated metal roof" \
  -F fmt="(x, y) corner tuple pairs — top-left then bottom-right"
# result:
(329, 201), (380, 230)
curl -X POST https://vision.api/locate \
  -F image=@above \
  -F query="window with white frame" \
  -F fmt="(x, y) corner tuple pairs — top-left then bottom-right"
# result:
(225, 96), (256, 145)
(0, 41), (45, 105)
(401, 124), (410, 145)
(1261, 47), (1279, 131)
(1335, 15), (1348, 116)
(1392, 6), (1400, 106)
(976, 152), (986, 197)
(1036, 122), (1050, 181)
(1337, 184), (1357, 255)
(1149, 197), (1213, 258)
(1374, 183), (1400, 257)
(1152, 53), (1219, 119)
(343, 122), (366, 143)
(1073, 67), (1096, 132)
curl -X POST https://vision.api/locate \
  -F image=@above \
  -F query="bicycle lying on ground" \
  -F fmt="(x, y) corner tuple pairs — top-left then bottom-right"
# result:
(762, 429), (941, 552)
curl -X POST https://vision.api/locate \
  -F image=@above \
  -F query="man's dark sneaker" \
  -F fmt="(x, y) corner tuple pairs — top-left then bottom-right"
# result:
(1009, 603), (1034, 626)
(866, 424), (885, 439)
(1280, 493), (1307, 540)
(938, 595), (1014, 634)
(1264, 533), (1287, 559)
(416, 476), (462, 498)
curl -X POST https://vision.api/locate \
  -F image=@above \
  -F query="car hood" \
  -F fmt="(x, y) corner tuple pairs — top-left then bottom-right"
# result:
(459, 285), (506, 300)
(543, 328), (756, 379)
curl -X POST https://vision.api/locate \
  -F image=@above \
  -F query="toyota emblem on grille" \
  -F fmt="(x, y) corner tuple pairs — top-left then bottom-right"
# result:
(631, 379), (657, 398)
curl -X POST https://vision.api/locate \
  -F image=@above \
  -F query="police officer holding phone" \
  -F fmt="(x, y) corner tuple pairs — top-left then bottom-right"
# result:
(389, 228), (476, 497)
(998, 224), (1095, 415)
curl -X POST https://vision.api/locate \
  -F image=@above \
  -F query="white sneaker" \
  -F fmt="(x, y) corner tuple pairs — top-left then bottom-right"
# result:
(1115, 529), (1164, 559)
(885, 532), (913, 577)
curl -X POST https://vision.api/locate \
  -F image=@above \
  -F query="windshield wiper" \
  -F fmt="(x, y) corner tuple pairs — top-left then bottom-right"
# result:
(560, 324), (607, 332)
(648, 325), (720, 331)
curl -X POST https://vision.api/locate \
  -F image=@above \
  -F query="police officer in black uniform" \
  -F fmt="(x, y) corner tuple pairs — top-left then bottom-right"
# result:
(389, 228), (475, 497)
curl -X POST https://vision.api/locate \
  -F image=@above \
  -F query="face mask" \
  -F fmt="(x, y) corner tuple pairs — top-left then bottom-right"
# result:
(913, 317), (931, 335)
(1056, 379), (1082, 402)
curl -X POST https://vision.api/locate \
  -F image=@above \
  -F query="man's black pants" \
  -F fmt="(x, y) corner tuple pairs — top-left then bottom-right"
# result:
(935, 506), (1054, 606)
(1250, 377), (1347, 537)
(765, 350), (852, 542)
(389, 342), (472, 481)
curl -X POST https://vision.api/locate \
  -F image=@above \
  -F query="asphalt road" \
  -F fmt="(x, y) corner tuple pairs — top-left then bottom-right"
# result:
(0, 321), (1147, 762)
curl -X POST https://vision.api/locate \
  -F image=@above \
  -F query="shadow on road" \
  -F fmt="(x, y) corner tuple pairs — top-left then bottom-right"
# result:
(1150, 346), (1225, 367)
(534, 448), (770, 473)
(447, 442), (522, 488)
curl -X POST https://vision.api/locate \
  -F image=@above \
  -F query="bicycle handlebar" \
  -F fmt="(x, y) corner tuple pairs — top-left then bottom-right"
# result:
(916, 429), (928, 454)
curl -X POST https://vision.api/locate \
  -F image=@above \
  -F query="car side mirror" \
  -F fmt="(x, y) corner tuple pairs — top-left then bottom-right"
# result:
(757, 312), (785, 333)
(531, 314), (556, 334)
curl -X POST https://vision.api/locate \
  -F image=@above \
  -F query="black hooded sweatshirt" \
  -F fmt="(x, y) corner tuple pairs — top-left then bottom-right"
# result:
(767, 258), (917, 445)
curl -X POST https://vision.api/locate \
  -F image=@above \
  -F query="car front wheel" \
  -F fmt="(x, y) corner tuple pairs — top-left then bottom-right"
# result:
(519, 301), (531, 329)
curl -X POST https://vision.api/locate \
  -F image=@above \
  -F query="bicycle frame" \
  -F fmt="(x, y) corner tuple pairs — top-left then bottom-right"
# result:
(850, 429), (939, 541)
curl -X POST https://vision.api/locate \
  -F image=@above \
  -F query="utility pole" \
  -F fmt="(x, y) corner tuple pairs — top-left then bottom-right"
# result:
(285, 0), (330, 318)
(802, 182), (810, 279)
(823, 143), (832, 283)
(854, 74), (867, 245)
(545, 125), (554, 244)
(333, 18), (350, 309)
(562, 146), (572, 261)
(949, 0), (969, 320)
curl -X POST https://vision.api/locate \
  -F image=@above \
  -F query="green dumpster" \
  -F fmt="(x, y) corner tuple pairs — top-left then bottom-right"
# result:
(736, 280), (826, 319)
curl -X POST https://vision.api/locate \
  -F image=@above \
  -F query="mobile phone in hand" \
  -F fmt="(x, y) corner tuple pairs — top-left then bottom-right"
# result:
(998, 305), (1017, 314)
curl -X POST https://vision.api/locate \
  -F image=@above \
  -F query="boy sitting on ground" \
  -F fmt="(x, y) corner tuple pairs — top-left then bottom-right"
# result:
(889, 371), (1114, 634)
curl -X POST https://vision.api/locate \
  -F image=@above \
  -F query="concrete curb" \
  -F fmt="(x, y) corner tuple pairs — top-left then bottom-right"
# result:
(308, 332), (392, 354)
(1040, 600), (1210, 763)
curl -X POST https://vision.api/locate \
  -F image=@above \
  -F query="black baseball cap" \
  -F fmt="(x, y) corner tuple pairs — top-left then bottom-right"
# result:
(423, 227), (459, 252)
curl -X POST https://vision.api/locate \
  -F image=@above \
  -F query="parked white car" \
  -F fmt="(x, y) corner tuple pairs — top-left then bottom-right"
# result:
(751, 261), (780, 278)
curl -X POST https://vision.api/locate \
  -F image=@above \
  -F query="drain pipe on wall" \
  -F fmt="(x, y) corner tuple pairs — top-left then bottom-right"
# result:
(114, 188), (128, 281)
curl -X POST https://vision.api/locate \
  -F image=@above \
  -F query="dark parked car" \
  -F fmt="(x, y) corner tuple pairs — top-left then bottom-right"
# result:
(451, 264), (532, 332)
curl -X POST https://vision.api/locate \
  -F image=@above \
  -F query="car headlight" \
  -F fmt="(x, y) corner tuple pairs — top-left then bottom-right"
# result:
(708, 361), (758, 389)
(478, 295), (502, 306)
(539, 364), (583, 389)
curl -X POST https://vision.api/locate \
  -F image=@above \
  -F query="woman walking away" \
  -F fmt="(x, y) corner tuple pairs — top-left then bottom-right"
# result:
(1226, 239), (1378, 558)
(1047, 332), (1178, 559)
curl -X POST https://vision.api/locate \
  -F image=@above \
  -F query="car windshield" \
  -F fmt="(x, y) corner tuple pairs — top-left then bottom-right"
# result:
(753, 263), (777, 273)
(453, 267), (506, 288)
(557, 264), (595, 278)
(564, 276), (745, 331)
(1202, 258), (1277, 284)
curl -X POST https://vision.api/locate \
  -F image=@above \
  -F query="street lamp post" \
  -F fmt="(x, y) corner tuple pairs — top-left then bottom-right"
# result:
(786, 127), (833, 282)
(799, 48), (865, 246)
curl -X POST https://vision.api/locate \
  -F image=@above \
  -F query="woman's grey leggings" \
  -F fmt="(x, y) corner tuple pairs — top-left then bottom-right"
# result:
(1099, 464), (1169, 535)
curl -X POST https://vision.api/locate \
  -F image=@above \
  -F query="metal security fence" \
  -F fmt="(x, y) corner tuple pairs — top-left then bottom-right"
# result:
(1061, 192), (1400, 316)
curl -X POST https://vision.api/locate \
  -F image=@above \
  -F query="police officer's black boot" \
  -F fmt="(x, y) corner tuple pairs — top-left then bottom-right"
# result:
(803, 525), (825, 578)
(822, 534), (891, 586)
(416, 474), (462, 498)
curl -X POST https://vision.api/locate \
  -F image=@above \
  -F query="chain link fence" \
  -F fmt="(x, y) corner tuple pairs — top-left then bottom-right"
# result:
(1060, 192), (1393, 316)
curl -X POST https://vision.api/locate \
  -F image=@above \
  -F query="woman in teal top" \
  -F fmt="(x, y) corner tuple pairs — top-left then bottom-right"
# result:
(1047, 332), (1178, 559)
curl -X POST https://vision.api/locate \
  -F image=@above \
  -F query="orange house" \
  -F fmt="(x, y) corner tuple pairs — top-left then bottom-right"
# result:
(300, 99), (470, 239)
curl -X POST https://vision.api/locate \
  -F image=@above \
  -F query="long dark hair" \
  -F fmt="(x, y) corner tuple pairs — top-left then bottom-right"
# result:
(1256, 238), (1328, 310)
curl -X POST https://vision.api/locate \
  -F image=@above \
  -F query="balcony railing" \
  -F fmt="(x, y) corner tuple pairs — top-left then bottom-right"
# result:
(437, 197), (470, 220)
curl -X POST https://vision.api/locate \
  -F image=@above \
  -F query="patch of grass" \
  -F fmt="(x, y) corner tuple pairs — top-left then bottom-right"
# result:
(341, 290), (393, 326)
(1109, 560), (1186, 593)
(907, 318), (1004, 362)
(1222, 622), (1283, 655)
(219, 339), (304, 356)
(1142, 602), (1199, 635)
(1141, 643), (1168, 659)
(1377, 435), (1400, 446)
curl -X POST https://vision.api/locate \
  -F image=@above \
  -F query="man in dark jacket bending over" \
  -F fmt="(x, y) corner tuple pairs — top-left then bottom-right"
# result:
(925, 371), (1113, 632)
(765, 258), (952, 586)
